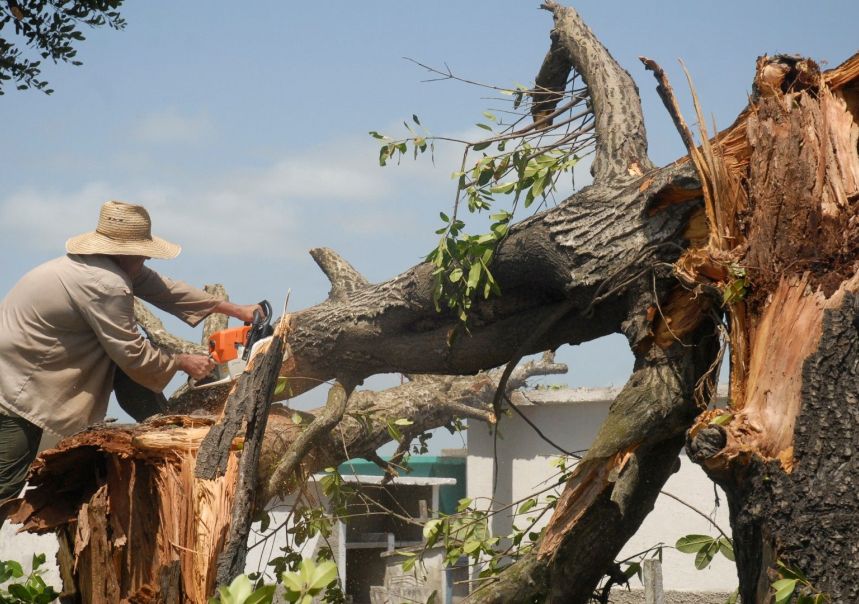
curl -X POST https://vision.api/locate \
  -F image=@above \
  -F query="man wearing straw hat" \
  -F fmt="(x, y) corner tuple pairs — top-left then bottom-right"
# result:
(0, 200), (262, 504)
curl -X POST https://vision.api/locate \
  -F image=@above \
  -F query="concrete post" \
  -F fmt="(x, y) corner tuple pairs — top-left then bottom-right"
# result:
(643, 558), (664, 604)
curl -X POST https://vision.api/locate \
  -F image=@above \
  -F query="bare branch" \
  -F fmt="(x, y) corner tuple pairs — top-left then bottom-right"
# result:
(309, 247), (370, 302)
(539, 1), (654, 183)
(134, 299), (206, 355)
(262, 383), (351, 504)
(202, 283), (229, 344)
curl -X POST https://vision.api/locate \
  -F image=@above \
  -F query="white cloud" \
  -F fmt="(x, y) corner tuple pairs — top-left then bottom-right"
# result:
(132, 109), (215, 145)
(0, 134), (454, 260)
(0, 127), (593, 262)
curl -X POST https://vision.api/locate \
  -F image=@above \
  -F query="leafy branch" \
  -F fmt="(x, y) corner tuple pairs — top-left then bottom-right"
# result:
(371, 63), (594, 325)
(0, 0), (127, 94)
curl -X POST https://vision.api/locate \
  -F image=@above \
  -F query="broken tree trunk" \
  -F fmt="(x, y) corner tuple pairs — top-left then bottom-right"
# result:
(8, 416), (241, 603)
(679, 54), (859, 601)
(4, 317), (288, 603)
(5, 356), (566, 602)
(8, 3), (859, 603)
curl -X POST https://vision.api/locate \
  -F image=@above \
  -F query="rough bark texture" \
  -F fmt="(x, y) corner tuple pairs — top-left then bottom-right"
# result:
(5, 359), (566, 602)
(212, 321), (286, 586)
(6, 417), (241, 603)
(683, 54), (859, 601)
(7, 4), (859, 603)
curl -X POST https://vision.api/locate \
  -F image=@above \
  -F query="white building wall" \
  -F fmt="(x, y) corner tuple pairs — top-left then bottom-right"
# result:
(466, 395), (737, 592)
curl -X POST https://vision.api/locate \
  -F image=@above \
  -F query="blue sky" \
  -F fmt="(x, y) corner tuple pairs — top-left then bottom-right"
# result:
(2, 1), (857, 431)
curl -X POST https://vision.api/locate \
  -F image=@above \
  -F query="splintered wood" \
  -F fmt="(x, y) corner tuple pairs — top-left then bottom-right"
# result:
(5, 417), (241, 604)
(679, 54), (859, 470)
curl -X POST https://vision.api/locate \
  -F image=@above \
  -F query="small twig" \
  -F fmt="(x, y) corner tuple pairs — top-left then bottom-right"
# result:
(660, 490), (731, 541)
(503, 393), (576, 458)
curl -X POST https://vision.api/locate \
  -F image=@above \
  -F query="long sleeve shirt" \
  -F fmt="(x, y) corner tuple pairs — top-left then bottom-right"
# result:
(0, 254), (220, 436)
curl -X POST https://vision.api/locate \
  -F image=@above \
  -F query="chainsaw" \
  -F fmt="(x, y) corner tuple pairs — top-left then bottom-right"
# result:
(189, 299), (275, 390)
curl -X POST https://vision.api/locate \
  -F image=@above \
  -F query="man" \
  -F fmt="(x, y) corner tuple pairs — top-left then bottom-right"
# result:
(0, 200), (261, 503)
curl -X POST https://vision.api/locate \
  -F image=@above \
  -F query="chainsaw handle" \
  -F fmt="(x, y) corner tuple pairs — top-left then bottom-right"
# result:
(247, 300), (272, 327)
(242, 300), (274, 362)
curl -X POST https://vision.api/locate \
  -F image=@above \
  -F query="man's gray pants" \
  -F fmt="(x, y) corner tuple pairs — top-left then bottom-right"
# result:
(0, 414), (42, 503)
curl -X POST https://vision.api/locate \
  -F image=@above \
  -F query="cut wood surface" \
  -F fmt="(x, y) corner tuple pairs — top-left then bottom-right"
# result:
(6, 417), (240, 603)
(6, 5), (859, 603)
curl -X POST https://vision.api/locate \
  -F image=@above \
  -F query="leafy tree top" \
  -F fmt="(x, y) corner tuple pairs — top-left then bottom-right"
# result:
(0, 0), (125, 95)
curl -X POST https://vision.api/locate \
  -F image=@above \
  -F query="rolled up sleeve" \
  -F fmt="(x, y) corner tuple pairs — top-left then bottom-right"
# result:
(132, 267), (221, 327)
(77, 285), (178, 393)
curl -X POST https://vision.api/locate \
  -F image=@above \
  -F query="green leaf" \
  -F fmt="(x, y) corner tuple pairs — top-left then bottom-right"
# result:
(467, 262), (482, 289)
(773, 578), (798, 604)
(5, 560), (24, 578)
(724, 588), (739, 604)
(8, 584), (32, 600)
(291, 412), (303, 425)
(710, 413), (733, 426)
(489, 182), (515, 194)
(412, 114), (421, 125)
(517, 498), (537, 514)
(776, 561), (809, 582)
(718, 536), (735, 561)
(463, 540), (481, 554)
(387, 421), (403, 442)
(31, 553), (46, 571)
(675, 534), (714, 553)
(476, 123), (493, 131)
(368, 131), (386, 140)
(623, 561), (641, 580)
(219, 574), (254, 604)
(245, 584), (276, 604)
(448, 268), (463, 283)
(423, 518), (442, 543)
(694, 541), (720, 570)
(308, 560), (338, 591)
(394, 418), (414, 426)
(281, 570), (304, 593)
(529, 173), (547, 201)
(482, 111), (497, 121)
(255, 510), (271, 533)
(472, 141), (491, 151)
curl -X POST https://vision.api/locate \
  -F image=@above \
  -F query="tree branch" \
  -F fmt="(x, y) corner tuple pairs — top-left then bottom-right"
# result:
(134, 299), (206, 355)
(309, 247), (370, 302)
(539, 1), (654, 183)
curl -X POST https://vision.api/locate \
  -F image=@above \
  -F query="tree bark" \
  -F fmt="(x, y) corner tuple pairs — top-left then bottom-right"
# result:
(682, 54), (859, 600)
(4, 358), (566, 603)
(6, 4), (859, 603)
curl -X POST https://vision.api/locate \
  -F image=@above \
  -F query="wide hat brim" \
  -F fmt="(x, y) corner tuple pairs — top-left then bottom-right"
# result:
(65, 231), (181, 259)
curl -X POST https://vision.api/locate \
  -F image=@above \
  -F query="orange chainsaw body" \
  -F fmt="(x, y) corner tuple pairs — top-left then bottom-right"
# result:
(208, 325), (252, 363)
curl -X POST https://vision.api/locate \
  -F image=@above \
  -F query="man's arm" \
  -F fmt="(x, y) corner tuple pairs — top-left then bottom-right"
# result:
(212, 300), (263, 324)
(133, 267), (262, 326)
(77, 284), (183, 391)
(132, 267), (220, 327)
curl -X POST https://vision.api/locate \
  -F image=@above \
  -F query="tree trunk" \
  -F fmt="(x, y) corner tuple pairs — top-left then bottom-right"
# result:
(5, 357), (565, 602)
(5, 3), (859, 602)
(680, 54), (859, 600)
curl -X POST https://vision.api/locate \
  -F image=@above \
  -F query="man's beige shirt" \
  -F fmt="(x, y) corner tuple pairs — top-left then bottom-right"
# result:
(0, 254), (219, 436)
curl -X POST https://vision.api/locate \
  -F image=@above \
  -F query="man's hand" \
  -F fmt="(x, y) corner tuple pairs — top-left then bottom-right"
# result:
(175, 354), (215, 380)
(214, 301), (265, 324)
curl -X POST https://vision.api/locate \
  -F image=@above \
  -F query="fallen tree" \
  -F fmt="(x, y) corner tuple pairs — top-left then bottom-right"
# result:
(6, 2), (859, 602)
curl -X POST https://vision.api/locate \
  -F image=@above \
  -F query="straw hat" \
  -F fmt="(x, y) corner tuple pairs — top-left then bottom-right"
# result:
(65, 201), (181, 259)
